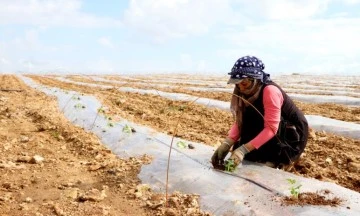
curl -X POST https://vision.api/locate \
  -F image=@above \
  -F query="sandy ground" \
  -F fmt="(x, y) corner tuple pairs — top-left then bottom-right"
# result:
(67, 75), (360, 123)
(0, 75), (209, 216)
(26, 75), (360, 194)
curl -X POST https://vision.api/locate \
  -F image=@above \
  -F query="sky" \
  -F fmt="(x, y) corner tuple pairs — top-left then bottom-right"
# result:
(0, 0), (360, 75)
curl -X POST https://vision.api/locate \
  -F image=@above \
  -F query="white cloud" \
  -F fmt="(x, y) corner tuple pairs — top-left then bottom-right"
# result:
(0, 27), (75, 73)
(221, 18), (360, 55)
(123, 0), (243, 42)
(196, 60), (207, 72)
(180, 54), (193, 69)
(86, 58), (115, 73)
(342, 0), (360, 4)
(9, 28), (60, 52)
(217, 16), (360, 74)
(179, 54), (209, 72)
(98, 37), (114, 49)
(233, 0), (330, 20)
(0, 57), (11, 72)
(0, 58), (9, 64)
(0, 0), (121, 27)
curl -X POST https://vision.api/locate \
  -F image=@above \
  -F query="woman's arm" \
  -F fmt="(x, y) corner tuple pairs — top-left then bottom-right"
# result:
(247, 85), (283, 149)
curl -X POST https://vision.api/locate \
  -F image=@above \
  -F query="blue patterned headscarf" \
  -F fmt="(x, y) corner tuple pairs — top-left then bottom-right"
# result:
(227, 55), (271, 84)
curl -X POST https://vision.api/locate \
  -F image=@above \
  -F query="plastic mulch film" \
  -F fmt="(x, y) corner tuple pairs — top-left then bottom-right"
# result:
(287, 93), (360, 106)
(55, 77), (360, 139)
(54, 76), (360, 107)
(92, 76), (360, 98)
(20, 76), (360, 216)
(306, 115), (360, 139)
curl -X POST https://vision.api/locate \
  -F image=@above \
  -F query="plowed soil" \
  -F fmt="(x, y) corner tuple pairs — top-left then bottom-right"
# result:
(66, 75), (360, 123)
(0, 75), (209, 216)
(26, 75), (360, 194)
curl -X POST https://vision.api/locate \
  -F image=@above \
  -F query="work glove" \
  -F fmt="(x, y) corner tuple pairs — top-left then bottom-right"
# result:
(229, 145), (250, 167)
(211, 138), (234, 170)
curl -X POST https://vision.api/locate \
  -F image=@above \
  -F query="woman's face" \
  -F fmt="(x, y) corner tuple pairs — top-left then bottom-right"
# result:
(237, 78), (255, 92)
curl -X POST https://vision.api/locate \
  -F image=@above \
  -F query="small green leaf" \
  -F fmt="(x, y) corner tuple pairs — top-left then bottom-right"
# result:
(72, 95), (80, 100)
(74, 103), (86, 109)
(286, 178), (296, 184)
(224, 159), (236, 172)
(97, 107), (105, 113)
(286, 178), (302, 199)
(176, 141), (188, 149)
(122, 125), (133, 133)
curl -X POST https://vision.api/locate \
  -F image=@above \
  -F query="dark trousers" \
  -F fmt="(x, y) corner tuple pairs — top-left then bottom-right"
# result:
(233, 125), (308, 165)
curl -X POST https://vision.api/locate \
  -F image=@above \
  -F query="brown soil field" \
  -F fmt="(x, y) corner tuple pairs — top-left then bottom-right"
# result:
(0, 75), (209, 216)
(26, 75), (360, 194)
(66, 75), (360, 123)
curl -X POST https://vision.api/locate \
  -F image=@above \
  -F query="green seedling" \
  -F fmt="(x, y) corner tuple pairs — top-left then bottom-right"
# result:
(122, 125), (133, 133)
(168, 105), (185, 111)
(71, 95), (81, 100)
(51, 131), (61, 140)
(97, 107), (105, 114)
(224, 159), (236, 172)
(107, 122), (114, 127)
(287, 178), (302, 199)
(74, 103), (86, 109)
(176, 141), (188, 149)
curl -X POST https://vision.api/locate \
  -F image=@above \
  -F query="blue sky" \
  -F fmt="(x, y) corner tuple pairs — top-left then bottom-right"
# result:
(0, 0), (359, 75)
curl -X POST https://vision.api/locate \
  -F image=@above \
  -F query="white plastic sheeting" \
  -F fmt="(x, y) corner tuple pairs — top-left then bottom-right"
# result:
(53, 76), (360, 106)
(20, 75), (360, 216)
(115, 88), (360, 140)
(89, 76), (360, 96)
(34, 76), (360, 139)
(118, 87), (231, 111)
(273, 76), (359, 86)
(306, 115), (360, 139)
(275, 83), (358, 92)
(89, 76), (178, 89)
(287, 94), (360, 106)
(283, 88), (360, 98)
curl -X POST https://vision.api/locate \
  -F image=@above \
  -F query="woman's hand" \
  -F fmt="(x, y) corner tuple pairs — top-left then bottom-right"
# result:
(211, 138), (234, 169)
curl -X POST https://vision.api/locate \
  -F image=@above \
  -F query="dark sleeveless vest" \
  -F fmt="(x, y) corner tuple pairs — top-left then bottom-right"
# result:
(240, 81), (309, 163)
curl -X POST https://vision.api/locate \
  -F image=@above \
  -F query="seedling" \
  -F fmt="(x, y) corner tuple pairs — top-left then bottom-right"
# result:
(122, 125), (133, 133)
(176, 141), (188, 149)
(224, 159), (236, 172)
(107, 122), (114, 127)
(97, 107), (105, 114)
(287, 178), (302, 199)
(71, 95), (81, 100)
(51, 131), (61, 140)
(168, 105), (185, 111)
(74, 103), (86, 109)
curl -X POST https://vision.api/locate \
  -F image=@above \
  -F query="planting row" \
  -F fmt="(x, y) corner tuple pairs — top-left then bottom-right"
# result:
(62, 75), (360, 123)
(26, 75), (360, 193)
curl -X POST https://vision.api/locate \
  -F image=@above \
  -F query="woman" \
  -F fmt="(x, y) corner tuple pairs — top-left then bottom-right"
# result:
(211, 55), (309, 170)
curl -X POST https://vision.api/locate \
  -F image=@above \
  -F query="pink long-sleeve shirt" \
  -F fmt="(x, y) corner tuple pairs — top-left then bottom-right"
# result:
(228, 85), (284, 149)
